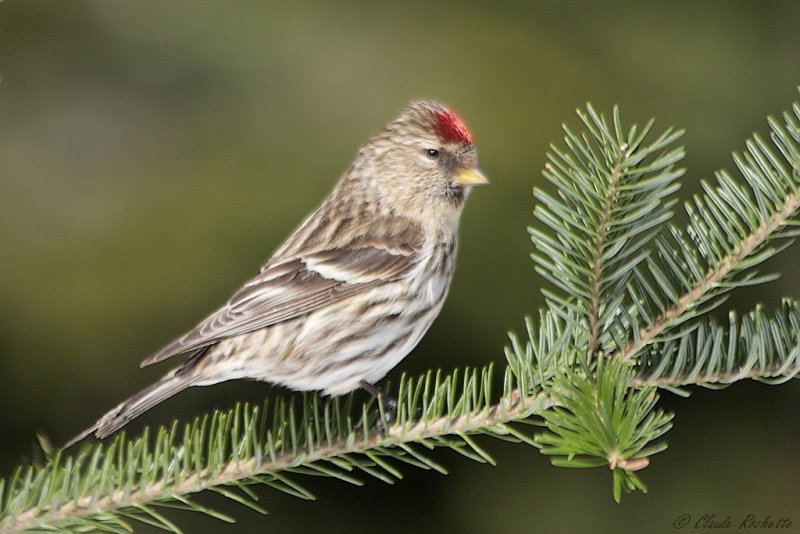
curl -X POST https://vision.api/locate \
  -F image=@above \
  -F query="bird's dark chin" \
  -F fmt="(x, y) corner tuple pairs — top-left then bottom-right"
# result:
(443, 183), (466, 206)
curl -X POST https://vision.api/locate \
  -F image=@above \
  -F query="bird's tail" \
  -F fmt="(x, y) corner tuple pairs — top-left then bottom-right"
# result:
(64, 372), (199, 449)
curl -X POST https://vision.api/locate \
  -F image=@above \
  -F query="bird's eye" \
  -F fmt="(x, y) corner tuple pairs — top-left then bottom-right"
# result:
(425, 148), (440, 158)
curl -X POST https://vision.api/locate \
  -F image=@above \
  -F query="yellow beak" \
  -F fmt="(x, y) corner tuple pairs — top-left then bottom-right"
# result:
(454, 167), (491, 187)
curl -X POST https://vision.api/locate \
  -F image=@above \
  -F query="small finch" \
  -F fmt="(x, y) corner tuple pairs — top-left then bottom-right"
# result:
(66, 101), (488, 447)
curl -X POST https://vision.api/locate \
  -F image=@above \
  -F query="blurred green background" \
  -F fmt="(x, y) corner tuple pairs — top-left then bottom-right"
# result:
(2, 1), (799, 532)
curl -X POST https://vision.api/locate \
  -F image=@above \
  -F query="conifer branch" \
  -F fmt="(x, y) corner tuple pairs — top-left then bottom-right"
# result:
(634, 301), (800, 389)
(1, 388), (550, 534)
(587, 143), (627, 356)
(634, 360), (800, 388)
(616, 107), (800, 363)
(618, 191), (800, 362)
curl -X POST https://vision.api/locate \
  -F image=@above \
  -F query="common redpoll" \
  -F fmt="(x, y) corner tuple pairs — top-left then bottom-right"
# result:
(66, 101), (488, 447)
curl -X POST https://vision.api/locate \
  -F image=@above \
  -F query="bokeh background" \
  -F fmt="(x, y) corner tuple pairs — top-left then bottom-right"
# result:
(2, 1), (800, 533)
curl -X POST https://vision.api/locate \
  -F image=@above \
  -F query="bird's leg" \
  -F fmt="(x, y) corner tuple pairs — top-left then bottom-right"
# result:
(359, 381), (398, 433)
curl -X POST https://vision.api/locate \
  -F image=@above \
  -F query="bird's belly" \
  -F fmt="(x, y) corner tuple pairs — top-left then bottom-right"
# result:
(203, 274), (451, 395)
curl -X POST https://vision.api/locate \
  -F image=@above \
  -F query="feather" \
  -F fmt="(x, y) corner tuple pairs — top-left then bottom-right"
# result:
(141, 227), (423, 367)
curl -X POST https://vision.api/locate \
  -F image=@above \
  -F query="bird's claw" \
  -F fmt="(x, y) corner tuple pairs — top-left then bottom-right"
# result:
(360, 381), (399, 436)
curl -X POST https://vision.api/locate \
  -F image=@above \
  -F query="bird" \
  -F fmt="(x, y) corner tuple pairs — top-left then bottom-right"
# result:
(65, 100), (489, 448)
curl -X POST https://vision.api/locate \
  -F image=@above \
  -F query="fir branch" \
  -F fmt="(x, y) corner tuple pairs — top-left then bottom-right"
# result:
(634, 300), (800, 389)
(622, 190), (800, 360)
(587, 139), (626, 356)
(1, 343), (564, 534)
(535, 357), (672, 503)
(616, 104), (800, 363)
(530, 105), (683, 356)
(1, 390), (549, 534)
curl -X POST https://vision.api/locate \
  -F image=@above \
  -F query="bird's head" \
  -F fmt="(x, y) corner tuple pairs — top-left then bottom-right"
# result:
(346, 101), (489, 224)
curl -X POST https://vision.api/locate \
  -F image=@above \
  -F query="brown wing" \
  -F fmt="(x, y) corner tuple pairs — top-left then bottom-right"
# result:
(140, 244), (419, 367)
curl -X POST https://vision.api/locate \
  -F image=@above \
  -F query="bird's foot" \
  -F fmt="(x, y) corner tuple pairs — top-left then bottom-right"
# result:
(359, 381), (398, 435)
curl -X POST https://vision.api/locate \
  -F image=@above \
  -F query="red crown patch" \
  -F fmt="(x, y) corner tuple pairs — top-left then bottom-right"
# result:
(434, 109), (473, 145)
